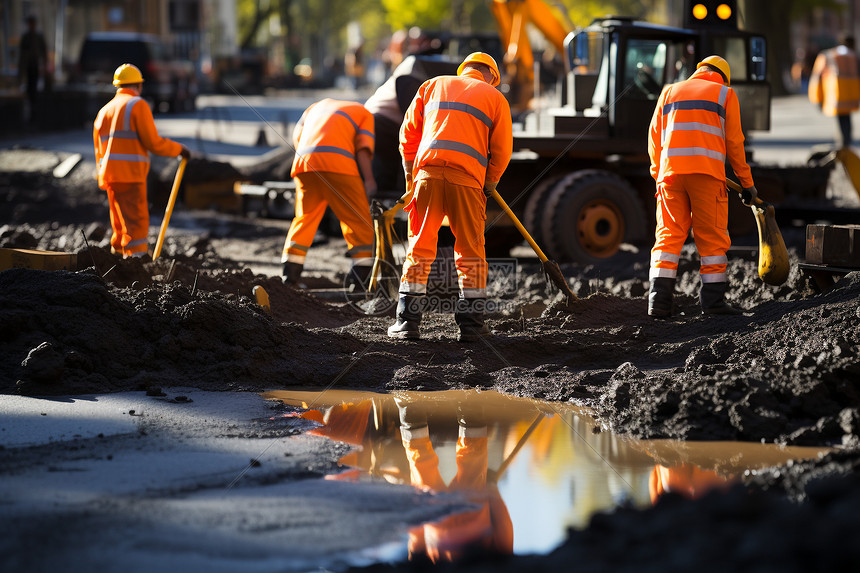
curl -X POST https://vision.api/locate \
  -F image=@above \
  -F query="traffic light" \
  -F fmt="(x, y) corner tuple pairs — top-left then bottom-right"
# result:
(683, 0), (737, 29)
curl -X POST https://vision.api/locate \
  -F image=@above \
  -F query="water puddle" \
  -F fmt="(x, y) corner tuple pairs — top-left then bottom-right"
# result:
(262, 388), (828, 561)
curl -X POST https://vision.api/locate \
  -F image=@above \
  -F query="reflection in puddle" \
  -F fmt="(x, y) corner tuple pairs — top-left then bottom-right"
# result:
(263, 389), (828, 559)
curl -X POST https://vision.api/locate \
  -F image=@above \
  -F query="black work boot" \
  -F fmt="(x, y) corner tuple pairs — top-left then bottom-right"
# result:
(282, 261), (304, 286)
(700, 282), (743, 315)
(387, 294), (423, 339)
(345, 263), (373, 293)
(455, 298), (491, 342)
(647, 277), (676, 318)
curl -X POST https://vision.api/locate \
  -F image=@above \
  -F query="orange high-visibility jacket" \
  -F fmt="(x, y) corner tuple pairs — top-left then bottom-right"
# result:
(93, 88), (182, 187)
(809, 46), (860, 116)
(648, 69), (753, 188)
(400, 68), (513, 189)
(291, 98), (375, 177)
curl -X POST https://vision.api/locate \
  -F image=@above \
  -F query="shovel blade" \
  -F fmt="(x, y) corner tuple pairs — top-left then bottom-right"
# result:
(543, 260), (578, 302)
(753, 202), (790, 286)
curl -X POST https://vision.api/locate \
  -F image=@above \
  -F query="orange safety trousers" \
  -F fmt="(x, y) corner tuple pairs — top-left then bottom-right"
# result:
(282, 171), (374, 265)
(105, 181), (149, 257)
(400, 176), (487, 297)
(402, 428), (503, 562)
(651, 173), (730, 283)
(649, 463), (730, 504)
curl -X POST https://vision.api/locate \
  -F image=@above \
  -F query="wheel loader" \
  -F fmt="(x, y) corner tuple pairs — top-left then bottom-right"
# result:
(484, 0), (857, 264)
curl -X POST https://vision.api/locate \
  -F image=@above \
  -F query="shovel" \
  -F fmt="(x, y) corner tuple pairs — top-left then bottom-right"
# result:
(153, 157), (187, 260)
(726, 178), (789, 286)
(368, 190), (412, 293)
(488, 188), (578, 302)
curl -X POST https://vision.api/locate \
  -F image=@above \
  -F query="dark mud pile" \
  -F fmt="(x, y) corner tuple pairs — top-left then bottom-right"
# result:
(3, 149), (860, 571)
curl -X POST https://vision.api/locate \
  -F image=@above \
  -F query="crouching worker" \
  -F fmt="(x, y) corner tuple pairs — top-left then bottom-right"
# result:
(281, 98), (377, 288)
(647, 55), (757, 317)
(93, 63), (191, 257)
(388, 52), (513, 342)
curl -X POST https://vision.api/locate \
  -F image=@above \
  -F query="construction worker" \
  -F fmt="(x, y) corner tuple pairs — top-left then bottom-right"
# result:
(388, 52), (513, 341)
(808, 35), (860, 149)
(647, 55), (757, 317)
(649, 463), (731, 504)
(18, 15), (47, 122)
(93, 64), (190, 258)
(395, 393), (514, 562)
(281, 98), (377, 287)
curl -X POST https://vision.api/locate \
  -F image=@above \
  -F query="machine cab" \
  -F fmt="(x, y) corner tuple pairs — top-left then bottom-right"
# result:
(565, 14), (770, 148)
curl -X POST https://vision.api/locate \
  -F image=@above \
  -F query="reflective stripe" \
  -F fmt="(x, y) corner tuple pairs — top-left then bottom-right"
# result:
(399, 281), (427, 295)
(419, 139), (488, 167)
(460, 287), (487, 298)
(663, 99), (726, 118)
(666, 147), (726, 162)
(334, 110), (359, 130)
(127, 238), (148, 247)
(425, 101), (493, 129)
(717, 86), (728, 136)
(283, 253), (306, 264)
(700, 273), (727, 283)
(100, 154), (150, 165)
(664, 121), (724, 137)
(124, 96), (141, 129)
(130, 251), (147, 258)
(400, 425), (430, 442)
(650, 267), (677, 279)
(718, 86), (729, 106)
(287, 242), (310, 253)
(332, 109), (375, 141)
(296, 145), (355, 160)
(701, 255), (728, 265)
(101, 130), (137, 141)
(651, 250), (680, 264)
(459, 425), (488, 439)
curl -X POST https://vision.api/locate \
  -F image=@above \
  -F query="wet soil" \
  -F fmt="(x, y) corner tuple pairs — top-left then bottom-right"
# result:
(2, 149), (860, 571)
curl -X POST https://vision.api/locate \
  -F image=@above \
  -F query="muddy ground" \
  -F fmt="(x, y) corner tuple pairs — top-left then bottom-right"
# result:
(2, 148), (860, 571)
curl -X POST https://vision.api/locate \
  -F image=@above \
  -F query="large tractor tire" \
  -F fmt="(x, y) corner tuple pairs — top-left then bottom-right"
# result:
(522, 175), (560, 247)
(541, 169), (648, 264)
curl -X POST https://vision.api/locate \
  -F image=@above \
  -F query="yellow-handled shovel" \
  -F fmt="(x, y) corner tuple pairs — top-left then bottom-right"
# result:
(153, 157), (187, 260)
(368, 190), (412, 292)
(727, 178), (789, 286)
(489, 188), (578, 303)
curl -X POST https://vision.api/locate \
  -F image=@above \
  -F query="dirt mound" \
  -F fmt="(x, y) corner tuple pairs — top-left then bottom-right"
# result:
(4, 145), (860, 571)
(1, 267), (365, 395)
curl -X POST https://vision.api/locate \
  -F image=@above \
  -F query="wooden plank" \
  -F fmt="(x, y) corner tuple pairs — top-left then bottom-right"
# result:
(0, 248), (77, 271)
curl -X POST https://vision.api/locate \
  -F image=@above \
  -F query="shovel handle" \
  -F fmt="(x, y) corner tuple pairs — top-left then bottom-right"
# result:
(490, 189), (549, 263)
(153, 157), (187, 260)
(726, 178), (764, 207)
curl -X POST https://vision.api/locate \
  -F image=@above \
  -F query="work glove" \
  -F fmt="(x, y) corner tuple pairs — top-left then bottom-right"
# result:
(179, 146), (192, 160)
(740, 185), (758, 206)
(483, 180), (498, 198)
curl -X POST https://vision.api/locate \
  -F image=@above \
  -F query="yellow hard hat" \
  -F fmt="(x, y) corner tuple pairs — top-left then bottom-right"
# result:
(697, 55), (730, 85)
(113, 63), (144, 87)
(457, 52), (500, 87)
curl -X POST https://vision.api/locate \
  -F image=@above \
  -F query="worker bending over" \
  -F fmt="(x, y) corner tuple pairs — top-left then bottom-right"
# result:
(93, 64), (190, 257)
(647, 55), (757, 317)
(282, 98), (377, 287)
(389, 52), (513, 342)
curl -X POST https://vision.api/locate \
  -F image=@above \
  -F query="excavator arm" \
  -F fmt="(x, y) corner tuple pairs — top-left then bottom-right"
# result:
(491, 0), (571, 111)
